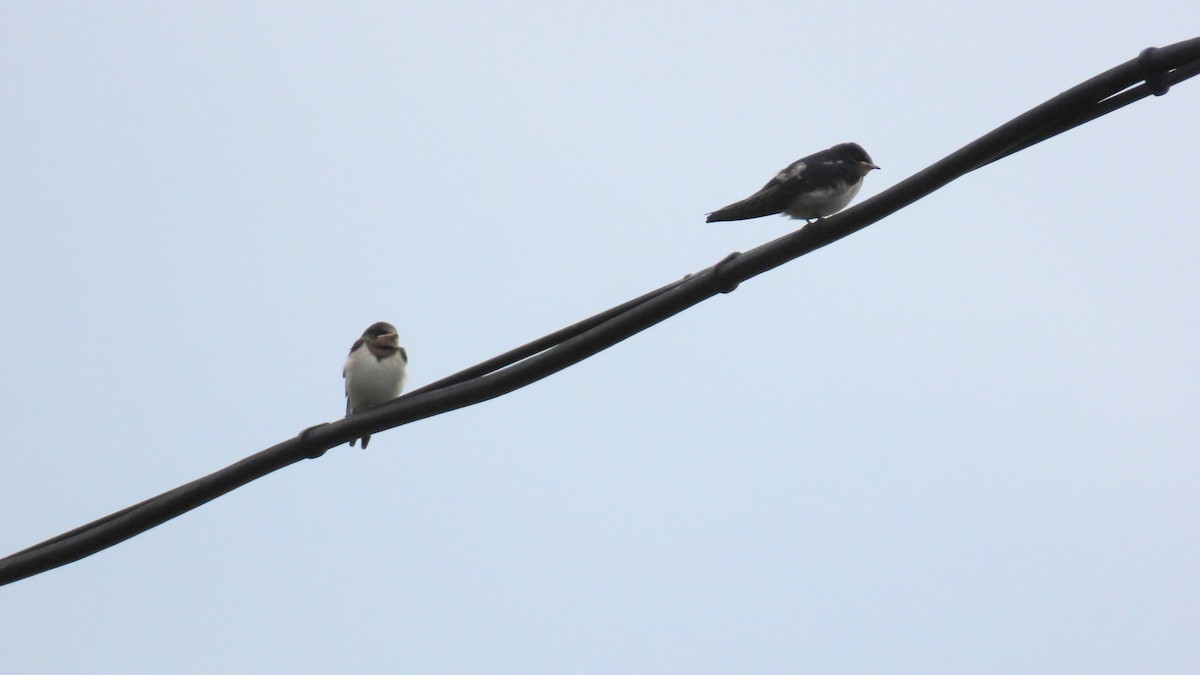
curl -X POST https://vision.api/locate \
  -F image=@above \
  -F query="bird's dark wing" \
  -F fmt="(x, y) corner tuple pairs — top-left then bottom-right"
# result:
(343, 359), (352, 416)
(760, 156), (863, 199)
(706, 188), (790, 222)
(706, 149), (865, 223)
(706, 159), (810, 222)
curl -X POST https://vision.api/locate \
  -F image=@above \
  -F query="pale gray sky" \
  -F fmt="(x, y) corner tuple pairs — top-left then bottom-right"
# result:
(2, 2), (1198, 673)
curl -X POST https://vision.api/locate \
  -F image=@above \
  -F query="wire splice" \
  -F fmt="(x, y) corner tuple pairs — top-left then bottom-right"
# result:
(711, 252), (743, 294)
(1139, 47), (1171, 95)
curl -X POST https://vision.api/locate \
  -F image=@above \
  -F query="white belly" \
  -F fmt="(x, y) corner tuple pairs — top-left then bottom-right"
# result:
(783, 180), (862, 219)
(344, 350), (407, 413)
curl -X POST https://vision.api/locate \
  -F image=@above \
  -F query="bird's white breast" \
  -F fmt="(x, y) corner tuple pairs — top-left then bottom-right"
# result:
(344, 348), (407, 412)
(783, 179), (862, 219)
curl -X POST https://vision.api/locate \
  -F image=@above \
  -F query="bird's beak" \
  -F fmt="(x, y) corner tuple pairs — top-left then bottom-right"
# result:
(861, 161), (881, 172)
(374, 333), (400, 349)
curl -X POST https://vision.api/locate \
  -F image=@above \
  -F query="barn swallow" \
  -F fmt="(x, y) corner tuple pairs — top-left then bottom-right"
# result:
(343, 321), (408, 448)
(706, 142), (879, 223)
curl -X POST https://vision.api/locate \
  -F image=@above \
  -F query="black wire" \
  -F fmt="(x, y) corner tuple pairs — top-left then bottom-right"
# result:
(407, 275), (693, 396)
(3, 37), (1199, 588)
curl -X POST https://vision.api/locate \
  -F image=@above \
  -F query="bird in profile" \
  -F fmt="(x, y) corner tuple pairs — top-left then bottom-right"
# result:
(343, 321), (408, 448)
(706, 142), (879, 223)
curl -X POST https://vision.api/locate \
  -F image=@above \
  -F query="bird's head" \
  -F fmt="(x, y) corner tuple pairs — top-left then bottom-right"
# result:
(833, 142), (880, 175)
(363, 321), (400, 349)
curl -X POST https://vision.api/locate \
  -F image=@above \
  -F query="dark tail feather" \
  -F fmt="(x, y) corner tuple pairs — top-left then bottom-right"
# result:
(705, 192), (783, 222)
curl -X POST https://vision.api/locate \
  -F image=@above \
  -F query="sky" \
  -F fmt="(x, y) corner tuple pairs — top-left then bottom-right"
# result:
(2, 2), (1198, 673)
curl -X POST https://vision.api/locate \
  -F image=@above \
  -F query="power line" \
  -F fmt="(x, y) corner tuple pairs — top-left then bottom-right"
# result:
(3, 38), (1198, 588)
